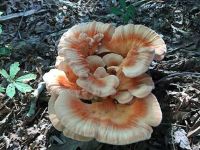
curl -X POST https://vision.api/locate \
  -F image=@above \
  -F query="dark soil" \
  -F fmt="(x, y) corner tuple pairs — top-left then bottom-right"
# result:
(0, 0), (200, 150)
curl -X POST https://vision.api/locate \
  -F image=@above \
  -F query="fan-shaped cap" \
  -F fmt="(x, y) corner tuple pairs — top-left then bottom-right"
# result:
(107, 24), (166, 61)
(118, 73), (154, 98)
(57, 22), (115, 78)
(114, 91), (133, 104)
(43, 69), (93, 100)
(121, 47), (155, 77)
(77, 75), (119, 97)
(93, 67), (109, 78)
(43, 69), (77, 94)
(53, 90), (162, 145)
(86, 55), (105, 72)
(102, 53), (123, 67)
(55, 56), (78, 83)
(58, 48), (90, 78)
(63, 128), (93, 141)
(58, 21), (115, 55)
(48, 93), (64, 131)
(64, 21), (115, 44)
(48, 93), (92, 141)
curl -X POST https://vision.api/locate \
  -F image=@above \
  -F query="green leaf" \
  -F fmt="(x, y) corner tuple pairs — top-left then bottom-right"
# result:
(126, 5), (135, 18)
(9, 62), (20, 79)
(111, 7), (123, 16)
(16, 73), (37, 82)
(0, 85), (5, 93)
(119, 0), (126, 9)
(123, 14), (130, 23)
(6, 83), (16, 98)
(14, 82), (33, 93)
(0, 69), (10, 79)
(0, 47), (11, 56)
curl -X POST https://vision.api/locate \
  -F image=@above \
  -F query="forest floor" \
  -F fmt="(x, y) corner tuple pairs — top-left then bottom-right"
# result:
(0, 0), (200, 150)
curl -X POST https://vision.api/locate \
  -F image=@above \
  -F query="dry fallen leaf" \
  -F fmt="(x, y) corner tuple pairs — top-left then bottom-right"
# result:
(174, 128), (191, 150)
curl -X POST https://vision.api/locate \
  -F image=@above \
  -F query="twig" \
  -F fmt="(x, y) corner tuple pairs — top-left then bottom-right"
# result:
(168, 42), (195, 53)
(26, 82), (46, 117)
(38, 107), (47, 121)
(16, 9), (26, 39)
(155, 71), (200, 85)
(133, 0), (149, 7)
(0, 99), (10, 110)
(0, 110), (13, 126)
(187, 120), (200, 137)
(161, 123), (187, 128)
(0, 9), (47, 22)
(51, 135), (65, 144)
(171, 24), (191, 36)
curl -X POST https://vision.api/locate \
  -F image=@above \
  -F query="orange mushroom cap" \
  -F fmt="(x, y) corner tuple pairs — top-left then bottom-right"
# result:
(76, 75), (119, 97)
(43, 21), (165, 145)
(114, 91), (134, 104)
(57, 21), (115, 78)
(93, 67), (109, 78)
(86, 55), (105, 73)
(52, 90), (162, 145)
(43, 69), (93, 100)
(121, 47), (155, 77)
(107, 24), (166, 61)
(57, 22), (166, 78)
(55, 56), (78, 83)
(58, 48), (90, 78)
(118, 73), (155, 99)
(48, 92), (92, 141)
(48, 93), (64, 131)
(43, 69), (76, 94)
(102, 53), (123, 67)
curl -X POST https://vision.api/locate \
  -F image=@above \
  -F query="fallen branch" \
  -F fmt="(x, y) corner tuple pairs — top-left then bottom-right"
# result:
(187, 120), (200, 137)
(155, 71), (200, 85)
(26, 82), (46, 117)
(171, 24), (191, 36)
(0, 9), (47, 22)
(161, 122), (187, 128)
(168, 42), (195, 53)
(0, 110), (13, 126)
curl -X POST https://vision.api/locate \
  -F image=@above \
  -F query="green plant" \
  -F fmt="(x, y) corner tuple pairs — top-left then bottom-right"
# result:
(111, 0), (135, 23)
(0, 45), (12, 56)
(0, 62), (37, 98)
(0, 85), (4, 92)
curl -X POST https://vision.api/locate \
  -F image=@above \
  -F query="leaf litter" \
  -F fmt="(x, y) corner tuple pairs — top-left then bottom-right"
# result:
(0, 0), (200, 149)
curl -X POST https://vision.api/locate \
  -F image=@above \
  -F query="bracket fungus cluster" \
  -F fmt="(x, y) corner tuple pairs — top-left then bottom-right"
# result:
(43, 21), (166, 145)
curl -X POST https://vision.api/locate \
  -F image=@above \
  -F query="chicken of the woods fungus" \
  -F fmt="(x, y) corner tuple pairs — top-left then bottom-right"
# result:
(43, 21), (166, 145)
